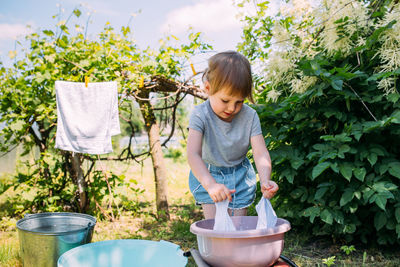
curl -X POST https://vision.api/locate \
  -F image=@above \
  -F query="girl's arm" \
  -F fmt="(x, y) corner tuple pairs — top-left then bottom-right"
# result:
(250, 134), (278, 199)
(187, 128), (234, 202)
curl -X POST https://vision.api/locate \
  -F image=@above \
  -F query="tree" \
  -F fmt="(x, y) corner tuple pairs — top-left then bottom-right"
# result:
(238, 0), (400, 244)
(0, 7), (210, 219)
(129, 76), (207, 219)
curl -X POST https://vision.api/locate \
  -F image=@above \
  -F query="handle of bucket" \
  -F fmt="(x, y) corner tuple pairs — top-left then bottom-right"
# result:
(84, 222), (93, 242)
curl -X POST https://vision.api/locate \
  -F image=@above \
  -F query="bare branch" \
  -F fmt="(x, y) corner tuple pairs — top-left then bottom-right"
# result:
(133, 75), (208, 101)
(344, 82), (378, 121)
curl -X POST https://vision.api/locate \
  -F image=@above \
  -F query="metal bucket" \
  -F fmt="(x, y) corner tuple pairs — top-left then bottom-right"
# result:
(16, 212), (96, 267)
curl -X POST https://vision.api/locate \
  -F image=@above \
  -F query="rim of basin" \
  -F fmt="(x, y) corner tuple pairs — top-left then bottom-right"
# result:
(190, 217), (291, 238)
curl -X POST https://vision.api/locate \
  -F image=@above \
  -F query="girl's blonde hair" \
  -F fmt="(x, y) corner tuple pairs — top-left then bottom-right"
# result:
(203, 51), (254, 102)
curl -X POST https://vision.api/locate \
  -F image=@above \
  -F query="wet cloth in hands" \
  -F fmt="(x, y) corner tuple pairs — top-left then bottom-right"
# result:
(55, 81), (120, 154)
(213, 199), (236, 231)
(256, 197), (277, 229)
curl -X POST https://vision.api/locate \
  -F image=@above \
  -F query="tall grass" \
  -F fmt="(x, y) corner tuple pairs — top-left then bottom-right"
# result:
(0, 232), (21, 267)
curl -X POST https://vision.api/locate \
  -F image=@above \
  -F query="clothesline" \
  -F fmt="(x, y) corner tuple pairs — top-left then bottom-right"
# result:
(60, 55), (207, 102)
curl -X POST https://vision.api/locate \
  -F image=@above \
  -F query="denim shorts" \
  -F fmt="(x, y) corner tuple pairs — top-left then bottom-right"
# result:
(188, 158), (257, 209)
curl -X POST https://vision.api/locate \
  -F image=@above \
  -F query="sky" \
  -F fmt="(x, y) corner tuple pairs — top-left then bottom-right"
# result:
(0, 0), (259, 72)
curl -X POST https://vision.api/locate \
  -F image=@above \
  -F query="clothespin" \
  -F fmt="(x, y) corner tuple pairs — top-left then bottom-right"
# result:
(84, 75), (89, 88)
(139, 75), (144, 88)
(189, 59), (197, 76)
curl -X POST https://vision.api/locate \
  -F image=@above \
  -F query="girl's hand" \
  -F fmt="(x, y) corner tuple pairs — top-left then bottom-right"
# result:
(207, 183), (236, 202)
(261, 180), (279, 199)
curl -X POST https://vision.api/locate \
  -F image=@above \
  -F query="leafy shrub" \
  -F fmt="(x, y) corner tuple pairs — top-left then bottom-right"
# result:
(0, 174), (13, 195)
(164, 147), (184, 162)
(239, 1), (400, 244)
(87, 171), (144, 219)
(1, 151), (144, 219)
(256, 73), (400, 244)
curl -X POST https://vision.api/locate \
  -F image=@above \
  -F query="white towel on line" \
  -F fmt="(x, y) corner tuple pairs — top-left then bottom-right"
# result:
(55, 81), (120, 154)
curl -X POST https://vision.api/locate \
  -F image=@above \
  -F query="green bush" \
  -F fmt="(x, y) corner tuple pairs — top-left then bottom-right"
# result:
(256, 71), (400, 244)
(87, 171), (144, 219)
(239, 1), (400, 244)
(164, 147), (184, 162)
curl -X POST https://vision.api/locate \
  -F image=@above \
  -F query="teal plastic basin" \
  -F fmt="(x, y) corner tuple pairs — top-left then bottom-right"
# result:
(57, 239), (187, 267)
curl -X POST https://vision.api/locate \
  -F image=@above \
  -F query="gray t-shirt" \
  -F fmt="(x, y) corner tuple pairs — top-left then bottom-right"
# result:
(188, 99), (262, 167)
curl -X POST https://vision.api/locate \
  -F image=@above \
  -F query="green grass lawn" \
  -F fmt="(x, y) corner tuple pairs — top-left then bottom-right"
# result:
(1, 157), (399, 267)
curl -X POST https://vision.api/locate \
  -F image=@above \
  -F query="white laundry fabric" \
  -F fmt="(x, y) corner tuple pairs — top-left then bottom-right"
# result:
(256, 197), (277, 229)
(213, 199), (236, 231)
(55, 81), (120, 154)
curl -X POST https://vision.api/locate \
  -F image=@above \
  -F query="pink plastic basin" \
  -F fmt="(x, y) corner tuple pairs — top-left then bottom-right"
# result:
(190, 216), (291, 267)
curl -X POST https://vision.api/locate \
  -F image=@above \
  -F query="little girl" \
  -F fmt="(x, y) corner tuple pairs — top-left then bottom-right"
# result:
(187, 51), (278, 219)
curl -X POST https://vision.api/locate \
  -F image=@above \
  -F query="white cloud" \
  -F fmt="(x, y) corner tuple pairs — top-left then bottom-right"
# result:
(160, 0), (243, 35)
(0, 23), (34, 40)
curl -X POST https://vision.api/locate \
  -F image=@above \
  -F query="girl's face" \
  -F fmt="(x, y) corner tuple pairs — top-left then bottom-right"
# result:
(205, 82), (245, 122)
